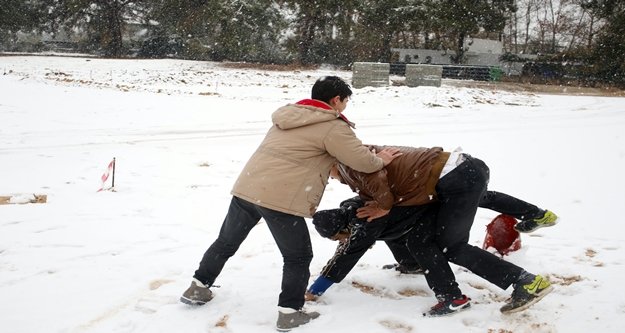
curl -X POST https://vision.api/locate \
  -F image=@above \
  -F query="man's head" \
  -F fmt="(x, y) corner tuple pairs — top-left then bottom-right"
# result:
(312, 208), (350, 241)
(313, 196), (363, 241)
(311, 76), (352, 112)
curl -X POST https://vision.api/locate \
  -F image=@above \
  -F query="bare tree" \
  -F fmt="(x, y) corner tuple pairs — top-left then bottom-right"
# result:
(522, 0), (537, 53)
(43, 0), (147, 57)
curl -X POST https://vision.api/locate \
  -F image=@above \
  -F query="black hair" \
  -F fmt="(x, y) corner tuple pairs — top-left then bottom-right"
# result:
(312, 209), (348, 238)
(311, 76), (353, 104)
(312, 196), (363, 238)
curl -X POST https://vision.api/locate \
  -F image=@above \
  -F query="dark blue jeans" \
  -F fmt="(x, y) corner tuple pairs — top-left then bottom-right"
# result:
(193, 196), (313, 310)
(406, 155), (525, 300)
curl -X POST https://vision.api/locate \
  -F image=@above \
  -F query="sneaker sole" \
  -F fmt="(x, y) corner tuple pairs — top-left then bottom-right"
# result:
(516, 218), (559, 233)
(179, 296), (208, 306)
(501, 285), (554, 314)
(399, 270), (425, 275)
(276, 318), (317, 332)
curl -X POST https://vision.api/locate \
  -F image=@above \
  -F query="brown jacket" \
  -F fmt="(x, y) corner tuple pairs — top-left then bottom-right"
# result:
(231, 100), (384, 217)
(336, 145), (450, 210)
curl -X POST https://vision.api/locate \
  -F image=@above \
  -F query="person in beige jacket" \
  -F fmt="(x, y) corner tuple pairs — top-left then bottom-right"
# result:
(180, 76), (401, 331)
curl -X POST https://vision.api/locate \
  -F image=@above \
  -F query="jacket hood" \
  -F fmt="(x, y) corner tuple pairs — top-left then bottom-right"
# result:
(272, 99), (342, 130)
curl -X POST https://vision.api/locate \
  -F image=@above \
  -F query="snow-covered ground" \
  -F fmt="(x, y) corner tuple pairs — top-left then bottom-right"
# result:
(1, 55), (624, 333)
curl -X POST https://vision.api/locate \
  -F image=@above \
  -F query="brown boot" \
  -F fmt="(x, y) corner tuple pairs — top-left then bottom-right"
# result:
(276, 308), (320, 331)
(180, 279), (213, 305)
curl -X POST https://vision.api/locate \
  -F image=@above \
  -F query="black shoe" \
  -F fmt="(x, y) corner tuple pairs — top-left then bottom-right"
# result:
(515, 210), (559, 233)
(381, 263), (424, 275)
(423, 295), (471, 317)
(500, 274), (553, 313)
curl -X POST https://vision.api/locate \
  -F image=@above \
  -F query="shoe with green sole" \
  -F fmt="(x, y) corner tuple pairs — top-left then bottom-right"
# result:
(501, 274), (553, 314)
(515, 210), (559, 233)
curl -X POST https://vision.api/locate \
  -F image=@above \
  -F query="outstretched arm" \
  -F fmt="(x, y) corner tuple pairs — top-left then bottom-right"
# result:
(306, 218), (388, 300)
(324, 127), (401, 173)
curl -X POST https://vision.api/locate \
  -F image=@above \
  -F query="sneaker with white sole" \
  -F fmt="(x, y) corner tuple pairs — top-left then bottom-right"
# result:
(423, 295), (471, 317)
(276, 309), (320, 331)
(180, 278), (213, 305)
(515, 210), (559, 233)
(500, 274), (553, 314)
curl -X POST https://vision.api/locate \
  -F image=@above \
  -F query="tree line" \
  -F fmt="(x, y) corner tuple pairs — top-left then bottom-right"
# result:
(1, 0), (623, 86)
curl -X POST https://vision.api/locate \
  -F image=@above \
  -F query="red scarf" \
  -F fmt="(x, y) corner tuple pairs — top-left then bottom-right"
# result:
(295, 99), (355, 128)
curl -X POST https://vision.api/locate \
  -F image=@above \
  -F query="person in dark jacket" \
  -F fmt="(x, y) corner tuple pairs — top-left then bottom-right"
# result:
(306, 196), (437, 301)
(306, 190), (555, 300)
(324, 146), (557, 316)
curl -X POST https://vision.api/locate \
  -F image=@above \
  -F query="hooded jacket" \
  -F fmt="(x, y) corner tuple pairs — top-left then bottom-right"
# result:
(313, 196), (427, 240)
(336, 145), (450, 210)
(231, 99), (384, 217)
(316, 196), (438, 283)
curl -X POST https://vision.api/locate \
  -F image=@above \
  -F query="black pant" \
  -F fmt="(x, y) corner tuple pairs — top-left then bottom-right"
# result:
(388, 190), (543, 266)
(479, 190), (542, 220)
(407, 155), (524, 300)
(193, 196), (313, 310)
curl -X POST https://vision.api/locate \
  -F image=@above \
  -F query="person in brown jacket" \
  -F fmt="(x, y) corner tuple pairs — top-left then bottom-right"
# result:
(329, 146), (556, 316)
(180, 76), (401, 331)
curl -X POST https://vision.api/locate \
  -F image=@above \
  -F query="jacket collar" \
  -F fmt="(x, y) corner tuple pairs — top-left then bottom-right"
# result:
(296, 99), (332, 110)
(295, 99), (356, 129)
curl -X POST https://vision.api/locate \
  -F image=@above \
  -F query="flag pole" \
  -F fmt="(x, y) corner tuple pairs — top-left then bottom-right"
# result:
(111, 157), (116, 188)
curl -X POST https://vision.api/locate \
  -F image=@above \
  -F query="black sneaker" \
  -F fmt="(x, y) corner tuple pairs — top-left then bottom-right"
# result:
(423, 295), (471, 317)
(381, 263), (424, 275)
(276, 309), (320, 331)
(180, 279), (213, 305)
(500, 274), (553, 313)
(515, 210), (559, 233)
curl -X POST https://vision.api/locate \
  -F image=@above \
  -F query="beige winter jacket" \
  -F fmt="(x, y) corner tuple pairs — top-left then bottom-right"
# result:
(231, 100), (384, 217)
(231, 100), (383, 217)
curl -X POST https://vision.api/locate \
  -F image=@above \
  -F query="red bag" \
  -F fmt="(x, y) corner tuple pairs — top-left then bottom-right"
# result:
(482, 214), (521, 256)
